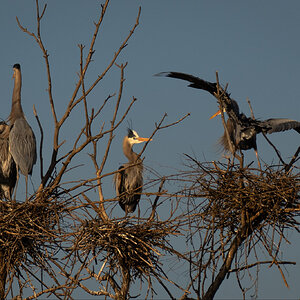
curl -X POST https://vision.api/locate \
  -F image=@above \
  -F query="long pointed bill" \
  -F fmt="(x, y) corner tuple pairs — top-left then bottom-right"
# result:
(137, 137), (152, 142)
(209, 110), (221, 120)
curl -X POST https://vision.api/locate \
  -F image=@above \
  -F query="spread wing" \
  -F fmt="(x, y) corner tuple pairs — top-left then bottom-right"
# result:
(155, 71), (238, 117)
(155, 71), (218, 96)
(260, 118), (300, 134)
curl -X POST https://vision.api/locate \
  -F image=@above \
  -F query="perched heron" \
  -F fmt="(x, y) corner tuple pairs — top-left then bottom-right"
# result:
(0, 121), (17, 200)
(209, 98), (260, 164)
(114, 129), (152, 214)
(9, 64), (37, 198)
(156, 71), (300, 166)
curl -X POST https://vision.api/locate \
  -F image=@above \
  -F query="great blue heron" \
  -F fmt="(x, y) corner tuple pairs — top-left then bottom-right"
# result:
(0, 121), (17, 200)
(156, 71), (300, 166)
(209, 98), (260, 164)
(9, 64), (37, 198)
(114, 129), (152, 214)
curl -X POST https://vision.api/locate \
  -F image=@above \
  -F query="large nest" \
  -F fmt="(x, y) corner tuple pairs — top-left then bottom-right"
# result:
(73, 218), (180, 278)
(0, 199), (66, 272)
(185, 162), (300, 231)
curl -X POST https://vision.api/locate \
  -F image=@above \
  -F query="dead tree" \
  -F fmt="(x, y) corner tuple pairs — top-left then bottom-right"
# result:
(0, 1), (190, 299)
(177, 76), (300, 299)
(1, 1), (299, 299)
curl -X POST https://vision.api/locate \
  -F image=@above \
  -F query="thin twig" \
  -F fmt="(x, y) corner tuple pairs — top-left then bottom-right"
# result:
(33, 105), (44, 180)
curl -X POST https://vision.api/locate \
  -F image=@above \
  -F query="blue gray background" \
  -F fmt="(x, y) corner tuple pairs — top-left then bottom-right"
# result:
(1, 1), (299, 299)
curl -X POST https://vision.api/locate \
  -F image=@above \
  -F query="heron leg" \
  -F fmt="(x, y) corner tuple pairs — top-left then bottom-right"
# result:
(234, 150), (244, 168)
(13, 168), (19, 202)
(25, 175), (28, 202)
(255, 149), (261, 170)
(238, 151), (244, 168)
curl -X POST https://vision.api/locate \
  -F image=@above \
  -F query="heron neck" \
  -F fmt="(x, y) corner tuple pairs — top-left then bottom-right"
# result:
(123, 137), (139, 163)
(9, 70), (24, 124)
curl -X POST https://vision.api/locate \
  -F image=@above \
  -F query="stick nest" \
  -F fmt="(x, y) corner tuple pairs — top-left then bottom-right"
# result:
(74, 218), (179, 278)
(0, 199), (65, 271)
(188, 162), (300, 231)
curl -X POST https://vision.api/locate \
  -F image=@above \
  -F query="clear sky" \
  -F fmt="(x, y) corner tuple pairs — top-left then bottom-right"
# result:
(1, 1), (300, 299)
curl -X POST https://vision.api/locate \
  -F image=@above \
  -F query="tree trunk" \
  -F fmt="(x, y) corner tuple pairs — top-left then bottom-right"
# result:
(202, 209), (266, 300)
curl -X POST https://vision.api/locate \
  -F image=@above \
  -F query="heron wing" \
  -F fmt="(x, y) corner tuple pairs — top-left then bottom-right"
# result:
(155, 71), (241, 119)
(261, 118), (300, 134)
(9, 118), (37, 176)
(0, 123), (16, 199)
(155, 71), (218, 95)
(114, 166), (127, 211)
(0, 137), (9, 165)
(114, 164), (143, 213)
(114, 166), (125, 196)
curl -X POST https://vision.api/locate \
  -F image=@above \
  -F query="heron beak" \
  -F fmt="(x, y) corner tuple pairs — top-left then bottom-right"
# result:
(209, 110), (221, 120)
(137, 137), (152, 142)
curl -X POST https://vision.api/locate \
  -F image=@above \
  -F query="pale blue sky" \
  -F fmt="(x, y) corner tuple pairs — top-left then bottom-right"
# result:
(1, 1), (299, 299)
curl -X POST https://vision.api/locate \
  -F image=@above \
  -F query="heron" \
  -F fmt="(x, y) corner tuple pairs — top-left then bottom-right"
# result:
(9, 64), (37, 199)
(209, 98), (260, 165)
(0, 121), (17, 200)
(114, 129), (152, 214)
(156, 71), (300, 166)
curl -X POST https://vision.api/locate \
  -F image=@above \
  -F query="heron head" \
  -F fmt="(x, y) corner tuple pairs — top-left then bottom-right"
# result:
(209, 108), (226, 120)
(12, 63), (21, 79)
(127, 128), (152, 145)
(209, 99), (240, 120)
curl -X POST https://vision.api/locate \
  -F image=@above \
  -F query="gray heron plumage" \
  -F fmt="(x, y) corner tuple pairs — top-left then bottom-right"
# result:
(9, 64), (37, 198)
(114, 129), (151, 214)
(0, 121), (17, 200)
(156, 71), (300, 165)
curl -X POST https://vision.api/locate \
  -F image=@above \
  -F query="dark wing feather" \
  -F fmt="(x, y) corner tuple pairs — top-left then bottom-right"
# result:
(114, 165), (141, 213)
(260, 118), (300, 134)
(155, 71), (218, 96)
(155, 71), (239, 117)
(114, 166), (126, 211)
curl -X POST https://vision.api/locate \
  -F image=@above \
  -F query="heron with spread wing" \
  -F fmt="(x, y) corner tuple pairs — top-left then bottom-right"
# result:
(156, 71), (300, 166)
